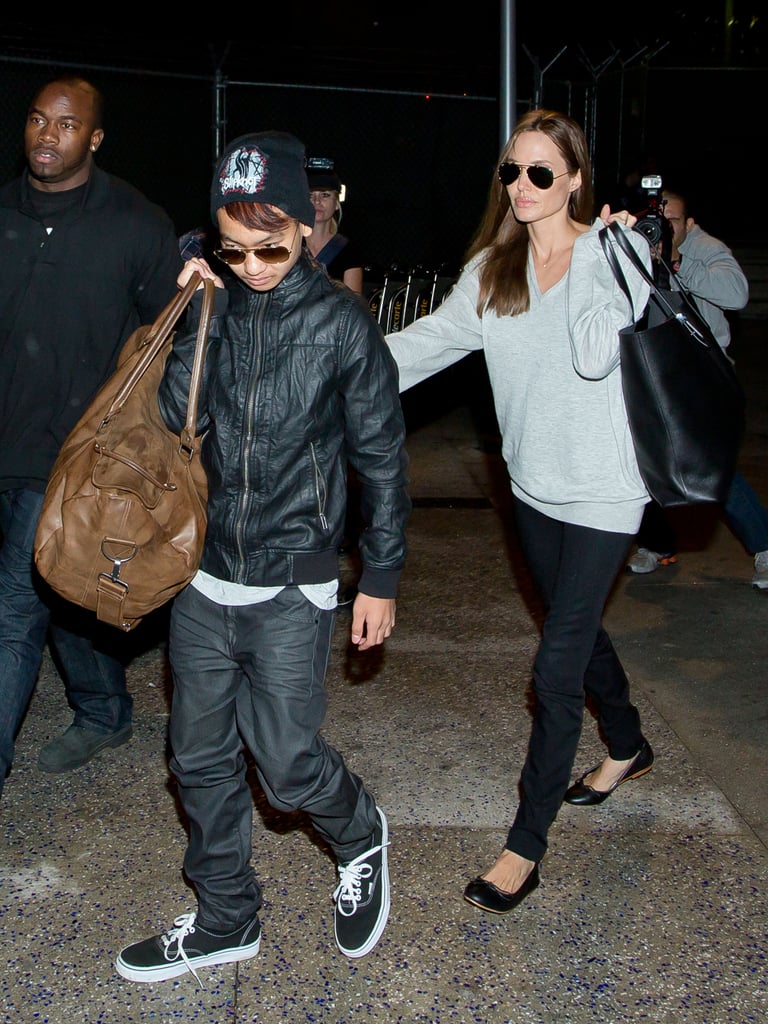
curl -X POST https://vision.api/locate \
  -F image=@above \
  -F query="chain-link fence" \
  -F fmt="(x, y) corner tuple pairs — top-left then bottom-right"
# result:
(1, 52), (763, 293)
(0, 56), (500, 282)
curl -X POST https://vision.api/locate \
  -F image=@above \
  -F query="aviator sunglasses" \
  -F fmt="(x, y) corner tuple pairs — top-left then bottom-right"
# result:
(214, 224), (300, 266)
(497, 162), (570, 190)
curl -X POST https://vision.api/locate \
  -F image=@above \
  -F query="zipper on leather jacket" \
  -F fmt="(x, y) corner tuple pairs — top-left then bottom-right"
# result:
(309, 441), (329, 530)
(234, 300), (266, 569)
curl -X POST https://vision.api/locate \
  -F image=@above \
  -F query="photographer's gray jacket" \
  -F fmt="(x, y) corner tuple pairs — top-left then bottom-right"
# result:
(673, 223), (749, 349)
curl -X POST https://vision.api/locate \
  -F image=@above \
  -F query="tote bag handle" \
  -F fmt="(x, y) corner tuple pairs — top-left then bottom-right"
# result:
(599, 221), (709, 345)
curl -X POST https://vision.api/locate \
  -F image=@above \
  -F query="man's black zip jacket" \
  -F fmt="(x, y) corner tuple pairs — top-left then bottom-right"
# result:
(0, 166), (182, 492)
(158, 254), (411, 599)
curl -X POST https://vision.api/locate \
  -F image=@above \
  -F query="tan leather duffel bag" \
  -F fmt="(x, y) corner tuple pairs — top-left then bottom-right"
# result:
(34, 273), (214, 631)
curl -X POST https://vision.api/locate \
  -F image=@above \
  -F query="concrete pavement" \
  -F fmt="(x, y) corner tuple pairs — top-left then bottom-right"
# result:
(1, 312), (766, 1024)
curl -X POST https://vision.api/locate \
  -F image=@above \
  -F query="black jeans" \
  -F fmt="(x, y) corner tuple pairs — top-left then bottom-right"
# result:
(506, 501), (644, 863)
(0, 488), (130, 793)
(167, 584), (378, 931)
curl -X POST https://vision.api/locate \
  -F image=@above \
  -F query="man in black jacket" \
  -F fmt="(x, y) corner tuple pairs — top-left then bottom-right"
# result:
(116, 131), (410, 985)
(0, 75), (182, 793)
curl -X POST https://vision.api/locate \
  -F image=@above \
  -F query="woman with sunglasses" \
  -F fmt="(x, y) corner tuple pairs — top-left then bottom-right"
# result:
(386, 109), (655, 913)
(115, 131), (410, 984)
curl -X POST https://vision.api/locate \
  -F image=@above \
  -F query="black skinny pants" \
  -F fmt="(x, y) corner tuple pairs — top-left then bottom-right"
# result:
(505, 501), (645, 864)
(167, 584), (377, 930)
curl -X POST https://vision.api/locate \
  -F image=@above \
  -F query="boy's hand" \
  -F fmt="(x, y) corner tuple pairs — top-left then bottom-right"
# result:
(350, 595), (396, 651)
(177, 256), (225, 291)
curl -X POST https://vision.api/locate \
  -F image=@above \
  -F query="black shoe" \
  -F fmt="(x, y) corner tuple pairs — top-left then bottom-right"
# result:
(334, 806), (390, 957)
(564, 740), (654, 806)
(38, 723), (133, 773)
(115, 911), (261, 986)
(463, 864), (540, 915)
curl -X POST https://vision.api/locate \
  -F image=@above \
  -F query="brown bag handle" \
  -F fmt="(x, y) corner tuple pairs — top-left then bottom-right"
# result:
(100, 272), (215, 446)
(180, 276), (215, 454)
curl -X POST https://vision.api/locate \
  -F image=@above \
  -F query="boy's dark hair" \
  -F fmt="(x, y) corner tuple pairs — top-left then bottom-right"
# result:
(218, 201), (290, 233)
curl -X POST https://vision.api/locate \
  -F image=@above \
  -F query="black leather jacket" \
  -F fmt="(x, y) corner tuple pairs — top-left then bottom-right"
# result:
(159, 253), (410, 598)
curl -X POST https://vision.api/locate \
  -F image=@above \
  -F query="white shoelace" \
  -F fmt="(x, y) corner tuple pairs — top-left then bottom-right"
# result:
(333, 840), (388, 916)
(161, 911), (205, 987)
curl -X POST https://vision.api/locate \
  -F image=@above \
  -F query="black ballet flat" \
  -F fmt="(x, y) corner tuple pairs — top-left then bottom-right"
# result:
(463, 864), (540, 914)
(564, 740), (654, 806)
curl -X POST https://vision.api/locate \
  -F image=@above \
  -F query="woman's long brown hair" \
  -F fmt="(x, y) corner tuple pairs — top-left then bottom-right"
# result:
(464, 109), (595, 317)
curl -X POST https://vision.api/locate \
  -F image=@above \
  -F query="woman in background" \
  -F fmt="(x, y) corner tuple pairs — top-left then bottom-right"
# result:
(306, 160), (364, 293)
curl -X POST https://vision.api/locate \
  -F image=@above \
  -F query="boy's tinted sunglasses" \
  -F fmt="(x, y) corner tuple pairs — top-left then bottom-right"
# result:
(213, 224), (300, 266)
(497, 162), (569, 190)
(214, 243), (293, 266)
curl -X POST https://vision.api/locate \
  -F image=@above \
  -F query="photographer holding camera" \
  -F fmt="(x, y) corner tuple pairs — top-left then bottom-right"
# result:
(632, 174), (673, 284)
(626, 186), (768, 590)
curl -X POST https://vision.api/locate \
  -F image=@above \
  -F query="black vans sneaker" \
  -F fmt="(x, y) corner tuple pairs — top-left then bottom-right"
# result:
(115, 911), (261, 987)
(333, 806), (390, 958)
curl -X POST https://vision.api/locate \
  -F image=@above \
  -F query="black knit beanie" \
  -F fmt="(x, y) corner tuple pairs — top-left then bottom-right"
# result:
(210, 131), (315, 227)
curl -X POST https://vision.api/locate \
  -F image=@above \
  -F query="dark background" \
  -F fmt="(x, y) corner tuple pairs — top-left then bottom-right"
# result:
(0, 3), (765, 277)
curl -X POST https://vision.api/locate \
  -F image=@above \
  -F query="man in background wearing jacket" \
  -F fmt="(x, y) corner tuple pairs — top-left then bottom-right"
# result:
(626, 187), (768, 588)
(0, 75), (182, 795)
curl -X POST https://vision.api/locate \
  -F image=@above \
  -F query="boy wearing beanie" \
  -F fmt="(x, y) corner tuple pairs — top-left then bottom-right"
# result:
(116, 132), (410, 984)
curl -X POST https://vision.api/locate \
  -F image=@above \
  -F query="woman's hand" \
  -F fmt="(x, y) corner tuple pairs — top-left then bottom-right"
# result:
(177, 256), (225, 291)
(599, 204), (638, 229)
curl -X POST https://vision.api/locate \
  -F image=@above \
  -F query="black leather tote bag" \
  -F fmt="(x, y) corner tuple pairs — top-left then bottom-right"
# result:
(599, 221), (746, 508)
